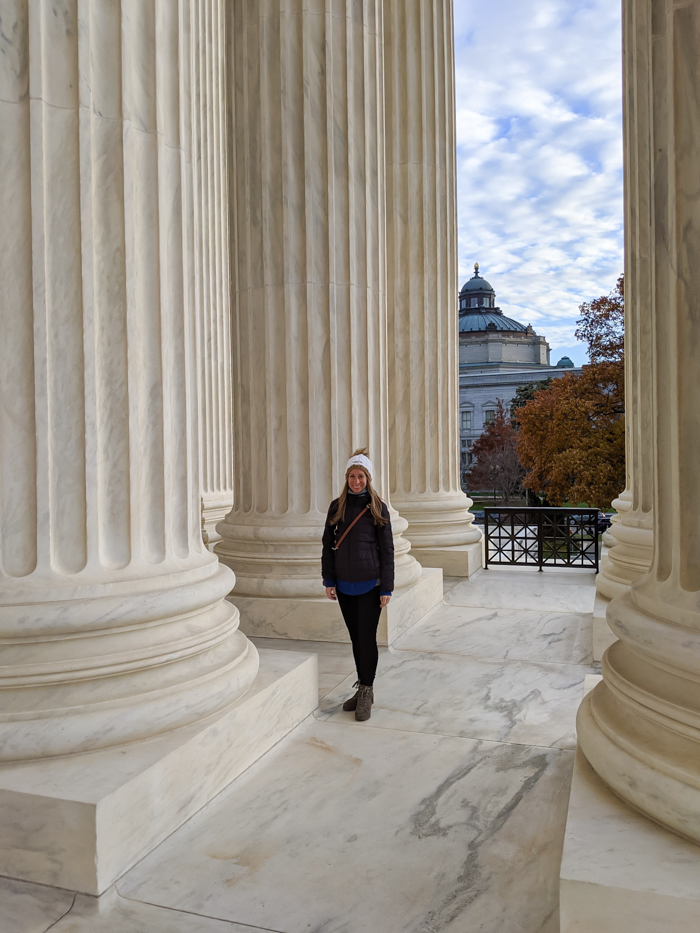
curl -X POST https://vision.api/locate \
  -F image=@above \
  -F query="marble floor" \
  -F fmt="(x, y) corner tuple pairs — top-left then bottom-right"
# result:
(2, 568), (597, 933)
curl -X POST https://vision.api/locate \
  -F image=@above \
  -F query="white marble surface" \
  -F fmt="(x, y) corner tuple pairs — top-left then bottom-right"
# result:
(383, 567), (443, 643)
(411, 541), (484, 577)
(252, 637), (355, 699)
(118, 719), (572, 933)
(445, 569), (596, 613)
(317, 648), (585, 749)
(0, 877), (75, 933)
(236, 568), (443, 647)
(50, 888), (264, 933)
(3, 566), (596, 931)
(442, 575), (463, 596)
(560, 749), (700, 932)
(394, 603), (593, 665)
(0, 650), (317, 894)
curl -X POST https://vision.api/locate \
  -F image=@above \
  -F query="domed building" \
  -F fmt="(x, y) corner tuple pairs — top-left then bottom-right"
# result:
(459, 264), (550, 369)
(458, 264), (581, 479)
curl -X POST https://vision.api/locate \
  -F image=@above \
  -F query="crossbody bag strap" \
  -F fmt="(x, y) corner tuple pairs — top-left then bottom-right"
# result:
(332, 505), (370, 551)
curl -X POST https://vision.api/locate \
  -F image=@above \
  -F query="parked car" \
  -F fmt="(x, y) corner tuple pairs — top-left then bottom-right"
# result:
(597, 512), (614, 534)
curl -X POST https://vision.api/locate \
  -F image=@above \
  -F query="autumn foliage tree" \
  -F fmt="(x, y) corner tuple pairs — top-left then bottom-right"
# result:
(515, 277), (625, 508)
(466, 401), (525, 503)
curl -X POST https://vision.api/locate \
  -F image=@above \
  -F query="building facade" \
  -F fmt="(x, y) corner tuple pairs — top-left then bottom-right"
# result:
(457, 265), (581, 478)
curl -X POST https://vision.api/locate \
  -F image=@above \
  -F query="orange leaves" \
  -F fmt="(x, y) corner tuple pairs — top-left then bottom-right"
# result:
(516, 362), (625, 508)
(575, 275), (625, 365)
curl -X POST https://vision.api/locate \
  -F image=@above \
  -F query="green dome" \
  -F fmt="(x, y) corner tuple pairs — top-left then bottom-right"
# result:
(556, 356), (575, 368)
(460, 263), (494, 295)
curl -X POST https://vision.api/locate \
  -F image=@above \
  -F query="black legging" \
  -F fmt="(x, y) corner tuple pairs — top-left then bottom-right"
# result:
(336, 586), (382, 686)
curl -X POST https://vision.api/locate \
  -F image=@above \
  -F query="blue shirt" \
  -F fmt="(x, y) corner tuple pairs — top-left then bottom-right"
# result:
(324, 578), (389, 596)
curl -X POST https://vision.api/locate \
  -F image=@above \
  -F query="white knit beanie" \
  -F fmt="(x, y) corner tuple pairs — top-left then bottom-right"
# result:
(346, 454), (373, 479)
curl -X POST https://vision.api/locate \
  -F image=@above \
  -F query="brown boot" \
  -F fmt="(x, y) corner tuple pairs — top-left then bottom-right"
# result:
(355, 684), (374, 722)
(343, 681), (361, 712)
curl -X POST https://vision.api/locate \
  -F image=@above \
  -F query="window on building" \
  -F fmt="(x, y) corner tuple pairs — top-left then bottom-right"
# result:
(484, 409), (495, 424)
(461, 410), (471, 431)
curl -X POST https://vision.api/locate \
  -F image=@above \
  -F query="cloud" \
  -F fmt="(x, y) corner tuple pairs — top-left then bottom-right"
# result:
(454, 0), (623, 365)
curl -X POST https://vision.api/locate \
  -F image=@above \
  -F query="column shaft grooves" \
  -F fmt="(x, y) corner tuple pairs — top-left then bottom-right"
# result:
(0, 0), (36, 578)
(0, 0), (257, 760)
(384, 0), (481, 569)
(194, 0), (234, 545)
(218, 0), (420, 601)
(579, 0), (700, 846)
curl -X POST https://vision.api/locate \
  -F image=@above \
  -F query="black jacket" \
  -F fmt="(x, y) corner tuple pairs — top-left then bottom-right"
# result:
(322, 492), (394, 593)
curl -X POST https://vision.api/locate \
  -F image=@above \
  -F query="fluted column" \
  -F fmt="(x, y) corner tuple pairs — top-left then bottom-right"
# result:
(383, 0), (481, 576)
(192, 0), (234, 547)
(0, 0), (257, 761)
(579, 0), (700, 843)
(596, 0), (654, 599)
(216, 0), (421, 603)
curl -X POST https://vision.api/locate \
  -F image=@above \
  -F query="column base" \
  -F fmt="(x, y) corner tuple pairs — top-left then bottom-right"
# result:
(561, 739), (700, 931)
(0, 649), (317, 896)
(231, 567), (443, 646)
(592, 591), (618, 661)
(202, 494), (233, 550)
(408, 540), (483, 577)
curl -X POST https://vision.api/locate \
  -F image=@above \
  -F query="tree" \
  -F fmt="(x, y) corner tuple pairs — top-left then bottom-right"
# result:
(466, 401), (525, 503)
(515, 277), (626, 508)
(510, 378), (553, 429)
(575, 274), (624, 364)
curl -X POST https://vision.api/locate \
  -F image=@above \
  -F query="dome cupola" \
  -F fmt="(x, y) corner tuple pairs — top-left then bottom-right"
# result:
(458, 263), (528, 334)
(459, 263), (496, 312)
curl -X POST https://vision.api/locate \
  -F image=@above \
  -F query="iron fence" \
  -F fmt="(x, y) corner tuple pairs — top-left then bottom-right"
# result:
(483, 507), (599, 571)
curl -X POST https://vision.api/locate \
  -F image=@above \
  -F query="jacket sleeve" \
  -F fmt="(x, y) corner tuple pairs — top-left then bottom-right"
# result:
(321, 501), (338, 585)
(376, 503), (394, 593)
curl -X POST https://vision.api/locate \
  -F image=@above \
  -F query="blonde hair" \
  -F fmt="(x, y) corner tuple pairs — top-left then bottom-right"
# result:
(332, 448), (387, 526)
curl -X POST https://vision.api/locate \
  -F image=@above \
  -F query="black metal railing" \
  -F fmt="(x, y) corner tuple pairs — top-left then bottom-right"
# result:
(483, 507), (599, 571)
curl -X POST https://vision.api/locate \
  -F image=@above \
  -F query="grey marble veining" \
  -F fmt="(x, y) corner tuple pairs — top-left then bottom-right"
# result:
(318, 649), (585, 749)
(394, 603), (593, 666)
(0, 877), (75, 933)
(118, 719), (572, 933)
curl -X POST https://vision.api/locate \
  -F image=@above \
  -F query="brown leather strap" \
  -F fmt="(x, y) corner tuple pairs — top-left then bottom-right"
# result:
(332, 505), (370, 551)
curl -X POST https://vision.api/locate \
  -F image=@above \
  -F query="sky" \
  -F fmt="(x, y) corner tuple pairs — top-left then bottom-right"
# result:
(453, 0), (624, 366)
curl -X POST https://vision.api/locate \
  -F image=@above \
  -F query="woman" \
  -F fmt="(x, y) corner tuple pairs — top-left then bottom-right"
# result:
(322, 449), (394, 722)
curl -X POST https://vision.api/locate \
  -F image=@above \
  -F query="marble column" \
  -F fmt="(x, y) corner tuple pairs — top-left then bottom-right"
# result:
(216, 0), (427, 639)
(192, 0), (234, 548)
(383, 0), (482, 578)
(578, 0), (700, 844)
(601, 489), (631, 548)
(0, 0), (257, 761)
(596, 0), (654, 601)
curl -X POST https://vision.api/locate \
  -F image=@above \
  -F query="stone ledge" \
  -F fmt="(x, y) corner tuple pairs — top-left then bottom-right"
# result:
(407, 540), (483, 578)
(560, 678), (700, 932)
(232, 567), (443, 646)
(592, 591), (618, 661)
(0, 649), (317, 896)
